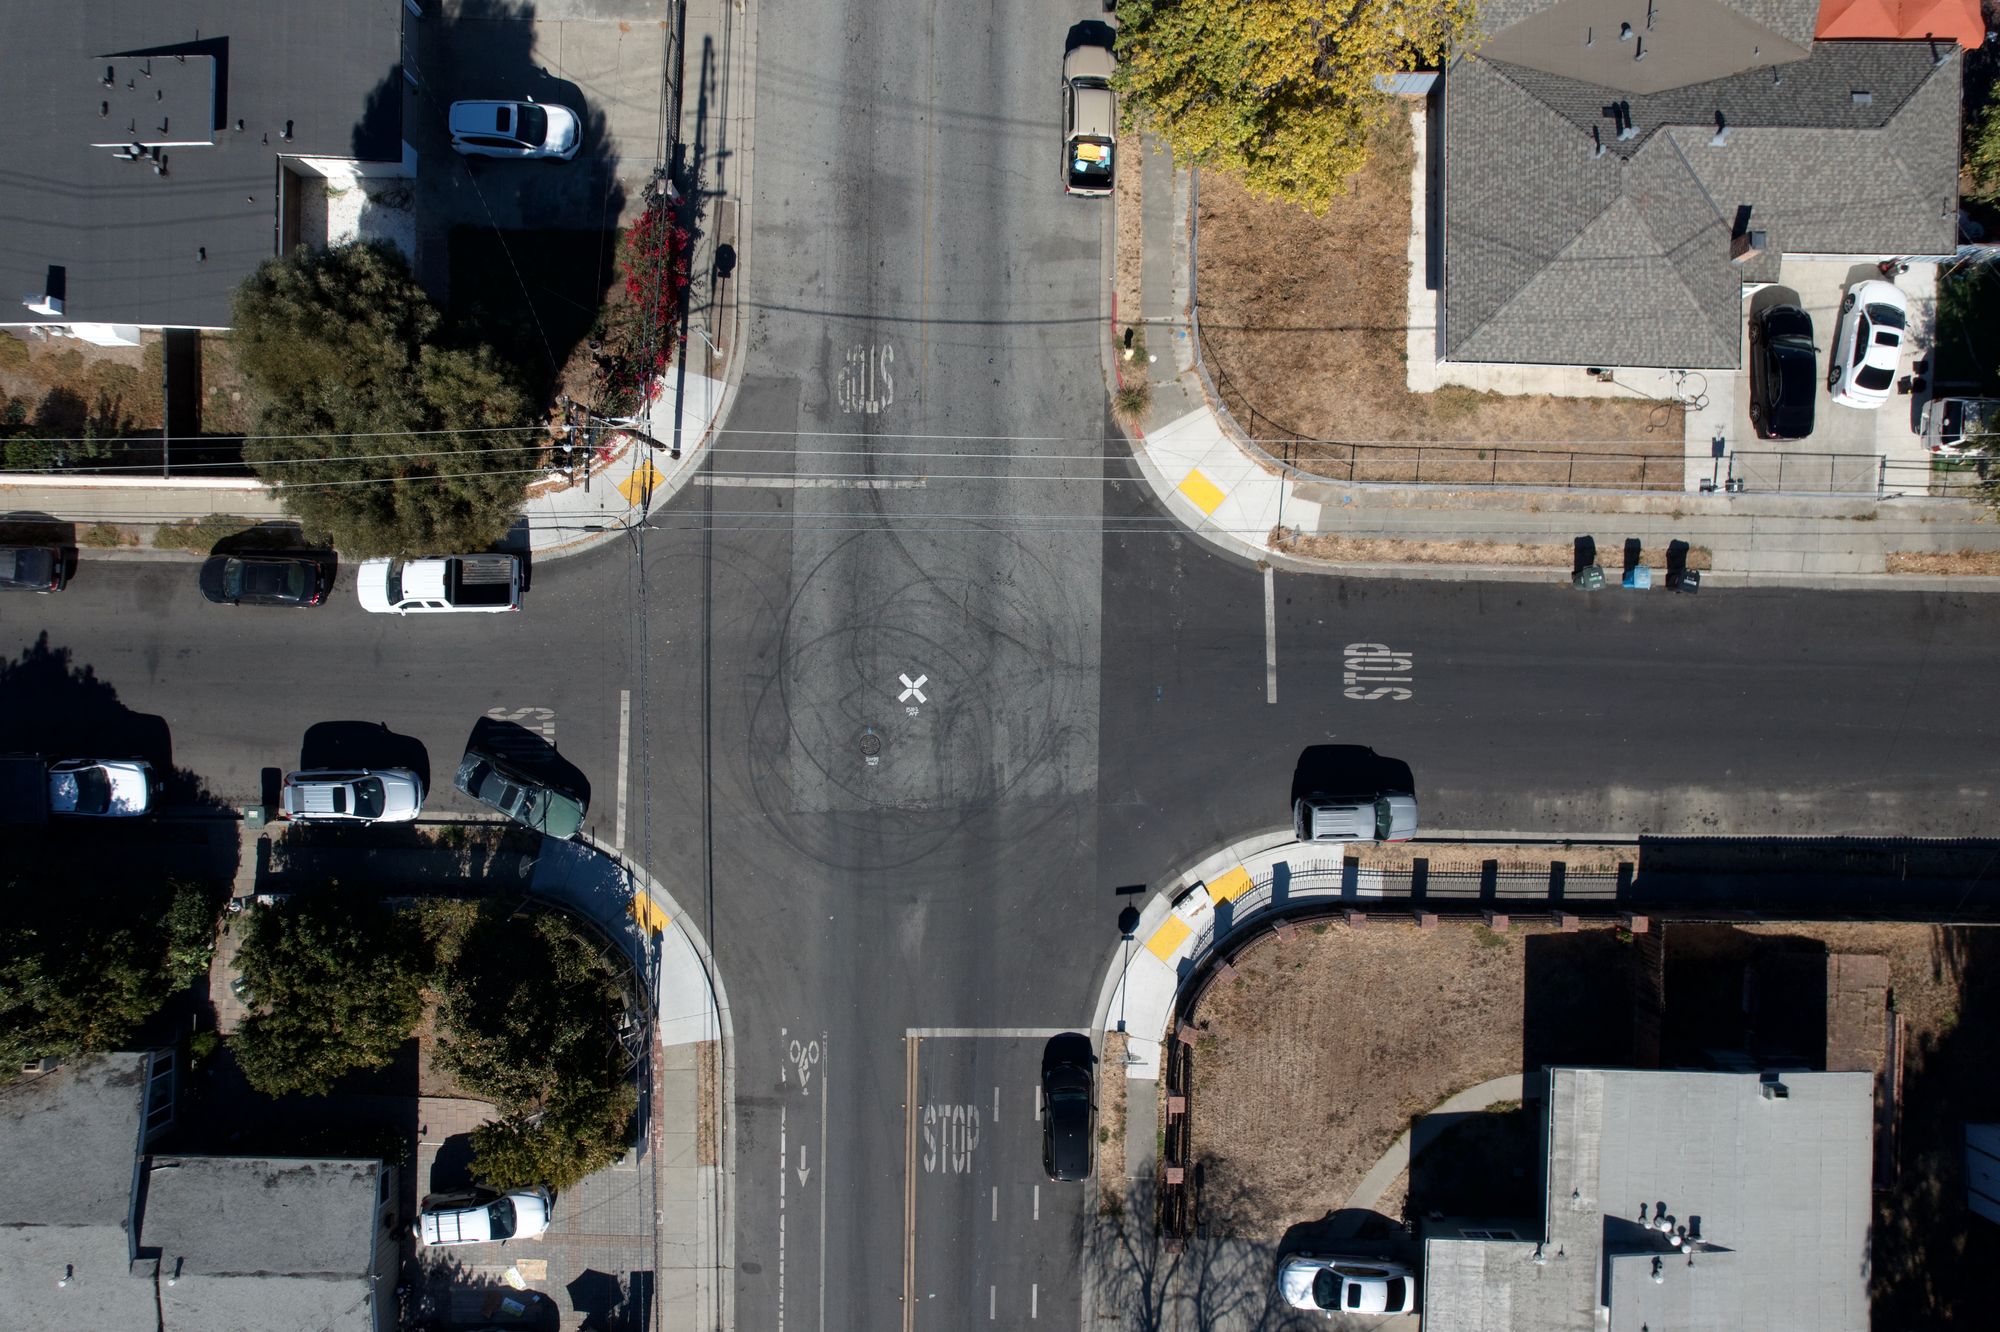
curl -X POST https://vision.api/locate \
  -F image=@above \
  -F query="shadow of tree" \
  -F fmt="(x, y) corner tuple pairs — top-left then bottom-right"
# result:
(1086, 1176), (1383, 1330)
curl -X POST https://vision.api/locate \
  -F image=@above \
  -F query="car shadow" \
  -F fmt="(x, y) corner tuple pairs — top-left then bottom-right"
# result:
(1289, 745), (1417, 808)
(298, 721), (432, 795)
(1064, 20), (1116, 53)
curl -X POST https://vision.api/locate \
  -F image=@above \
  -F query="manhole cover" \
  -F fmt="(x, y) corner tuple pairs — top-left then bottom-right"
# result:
(859, 731), (882, 757)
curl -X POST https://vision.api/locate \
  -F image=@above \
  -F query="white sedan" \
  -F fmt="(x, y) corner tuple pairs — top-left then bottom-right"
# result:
(1826, 279), (1909, 409)
(414, 1188), (553, 1247)
(48, 759), (157, 818)
(1279, 1255), (1418, 1316)
(448, 99), (581, 160)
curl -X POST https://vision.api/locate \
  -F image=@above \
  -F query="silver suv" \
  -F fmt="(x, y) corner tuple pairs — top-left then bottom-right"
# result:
(1293, 792), (1418, 844)
(279, 768), (424, 823)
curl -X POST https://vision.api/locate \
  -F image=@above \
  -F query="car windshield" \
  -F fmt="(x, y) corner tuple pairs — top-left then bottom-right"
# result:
(1857, 365), (1895, 391)
(1374, 799), (1394, 841)
(351, 778), (386, 819)
(1312, 1270), (1338, 1310)
(1865, 302), (1906, 329)
(71, 767), (111, 814)
(1049, 1085), (1088, 1104)
(516, 104), (549, 146)
(1384, 1278), (1408, 1309)
(487, 1197), (518, 1240)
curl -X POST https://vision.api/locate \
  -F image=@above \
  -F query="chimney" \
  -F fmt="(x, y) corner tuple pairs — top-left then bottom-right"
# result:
(1731, 229), (1767, 263)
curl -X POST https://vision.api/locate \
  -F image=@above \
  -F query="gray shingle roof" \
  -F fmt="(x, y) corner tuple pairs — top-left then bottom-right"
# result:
(0, 0), (404, 331)
(1442, 40), (1961, 368)
(1478, 0), (1816, 96)
(1422, 1068), (1874, 1332)
(145, 1157), (389, 1332)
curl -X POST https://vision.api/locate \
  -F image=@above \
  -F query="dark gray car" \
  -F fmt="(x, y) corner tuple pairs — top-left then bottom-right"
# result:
(1042, 1046), (1095, 1182)
(454, 746), (586, 839)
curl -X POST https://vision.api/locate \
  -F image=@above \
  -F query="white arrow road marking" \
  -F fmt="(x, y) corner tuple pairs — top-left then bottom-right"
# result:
(797, 1145), (810, 1188)
(897, 673), (928, 703)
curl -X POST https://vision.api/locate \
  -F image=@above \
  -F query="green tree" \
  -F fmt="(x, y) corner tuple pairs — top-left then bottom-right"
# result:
(470, 1080), (641, 1192)
(230, 241), (540, 556)
(229, 891), (429, 1097)
(1969, 97), (2000, 204)
(1115, 0), (1477, 211)
(434, 908), (638, 1191)
(0, 881), (219, 1079)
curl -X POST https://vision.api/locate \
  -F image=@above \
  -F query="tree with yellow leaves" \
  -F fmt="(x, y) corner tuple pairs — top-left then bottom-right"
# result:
(1114, 0), (1478, 211)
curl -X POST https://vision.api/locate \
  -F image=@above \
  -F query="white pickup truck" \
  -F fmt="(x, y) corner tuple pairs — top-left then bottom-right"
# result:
(356, 554), (523, 614)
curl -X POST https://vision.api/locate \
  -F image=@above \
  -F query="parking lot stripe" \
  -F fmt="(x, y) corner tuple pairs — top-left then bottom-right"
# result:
(614, 689), (630, 851)
(1264, 566), (1278, 703)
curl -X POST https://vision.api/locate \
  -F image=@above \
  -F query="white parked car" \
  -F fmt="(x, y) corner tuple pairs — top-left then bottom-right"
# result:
(449, 99), (581, 160)
(1826, 279), (1908, 409)
(414, 1188), (553, 1247)
(1279, 1255), (1418, 1316)
(47, 759), (157, 817)
(279, 769), (423, 823)
(1293, 792), (1418, 844)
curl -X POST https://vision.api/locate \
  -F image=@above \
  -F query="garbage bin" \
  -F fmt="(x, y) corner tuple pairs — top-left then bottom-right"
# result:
(1572, 564), (1605, 591)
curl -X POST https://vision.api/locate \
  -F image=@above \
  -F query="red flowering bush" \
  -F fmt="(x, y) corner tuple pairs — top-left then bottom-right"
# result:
(601, 196), (690, 410)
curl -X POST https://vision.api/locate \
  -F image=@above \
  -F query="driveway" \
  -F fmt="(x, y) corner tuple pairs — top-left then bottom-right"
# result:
(1724, 258), (1938, 492)
(411, 0), (666, 235)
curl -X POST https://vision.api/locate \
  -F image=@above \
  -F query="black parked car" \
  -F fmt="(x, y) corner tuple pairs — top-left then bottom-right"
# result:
(1748, 303), (1817, 440)
(1041, 1039), (1096, 1182)
(0, 545), (68, 593)
(198, 554), (330, 607)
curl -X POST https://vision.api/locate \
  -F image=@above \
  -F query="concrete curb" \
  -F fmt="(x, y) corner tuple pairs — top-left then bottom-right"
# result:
(578, 833), (733, 1332)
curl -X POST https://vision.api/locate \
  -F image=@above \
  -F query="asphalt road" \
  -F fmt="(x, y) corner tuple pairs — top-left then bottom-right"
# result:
(12, 1), (2000, 1326)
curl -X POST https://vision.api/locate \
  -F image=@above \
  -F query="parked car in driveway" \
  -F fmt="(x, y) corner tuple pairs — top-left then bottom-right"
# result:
(0, 544), (67, 593)
(454, 745), (586, 838)
(414, 1188), (553, 1247)
(1061, 44), (1117, 196)
(1041, 1047), (1095, 1182)
(449, 99), (581, 159)
(47, 758), (158, 817)
(1293, 792), (1417, 844)
(279, 768), (424, 823)
(1278, 1255), (1418, 1315)
(198, 554), (330, 607)
(1747, 303), (1816, 439)
(1921, 395), (2000, 456)
(1826, 279), (1908, 409)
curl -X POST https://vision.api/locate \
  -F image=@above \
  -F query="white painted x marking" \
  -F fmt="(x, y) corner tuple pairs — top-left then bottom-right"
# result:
(897, 673), (928, 703)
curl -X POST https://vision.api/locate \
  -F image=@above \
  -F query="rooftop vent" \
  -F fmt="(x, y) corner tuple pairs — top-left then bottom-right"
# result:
(23, 265), (66, 318)
(1761, 1077), (1790, 1100)
(1710, 111), (1728, 147)
(1851, 90), (1873, 105)
(1620, 21), (1633, 39)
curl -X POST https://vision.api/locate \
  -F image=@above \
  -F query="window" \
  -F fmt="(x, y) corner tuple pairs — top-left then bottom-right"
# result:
(1461, 1227), (1522, 1240)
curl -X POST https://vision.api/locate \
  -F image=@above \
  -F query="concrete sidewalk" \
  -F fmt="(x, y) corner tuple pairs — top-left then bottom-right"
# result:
(1124, 145), (2000, 591)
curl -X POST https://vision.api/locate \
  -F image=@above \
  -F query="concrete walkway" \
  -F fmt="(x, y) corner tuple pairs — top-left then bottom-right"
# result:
(1134, 149), (2000, 589)
(1339, 1073), (1527, 1225)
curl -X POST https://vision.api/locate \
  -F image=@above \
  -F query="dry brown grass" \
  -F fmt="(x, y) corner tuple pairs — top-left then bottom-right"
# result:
(1114, 130), (1144, 337)
(1193, 110), (1680, 483)
(1097, 1030), (1130, 1215)
(1186, 921), (1578, 1238)
(1272, 529), (1712, 570)
(1885, 548), (2000, 575)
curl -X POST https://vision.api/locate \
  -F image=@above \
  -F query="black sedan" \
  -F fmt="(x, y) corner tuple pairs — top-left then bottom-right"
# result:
(1041, 1035), (1096, 1182)
(198, 554), (330, 607)
(0, 544), (68, 593)
(1748, 303), (1817, 440)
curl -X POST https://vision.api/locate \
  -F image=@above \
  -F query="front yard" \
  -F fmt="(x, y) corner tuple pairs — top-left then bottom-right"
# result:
(1191, 108), (1682, 483)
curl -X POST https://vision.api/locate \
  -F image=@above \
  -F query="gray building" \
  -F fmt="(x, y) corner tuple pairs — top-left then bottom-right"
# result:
(0, 0), (411, 344)
(1440, 0), (1962, 369)
(0, 1052), (400, 1332)
(1423, 1067), (1874, 1332)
